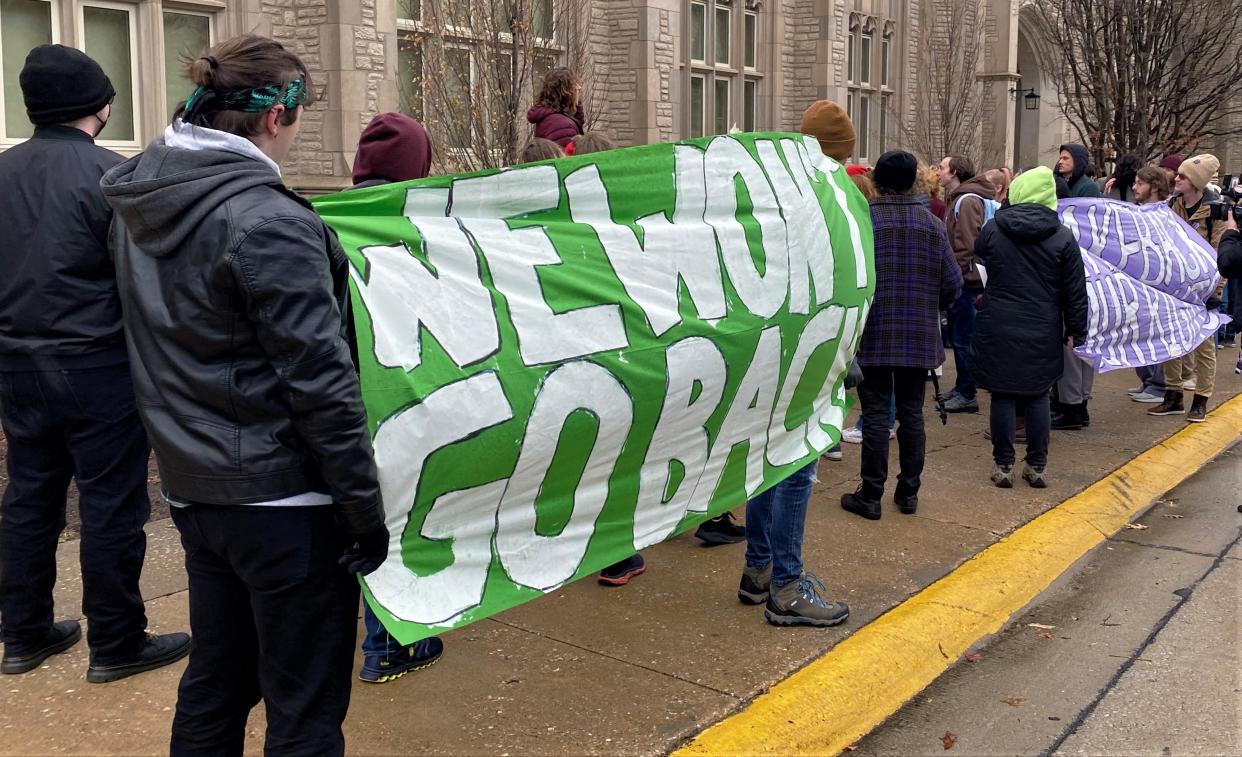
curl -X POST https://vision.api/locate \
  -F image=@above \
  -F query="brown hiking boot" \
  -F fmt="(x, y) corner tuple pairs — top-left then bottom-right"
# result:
(1185, 395), (1208, 423)
(764, 573), (849, 627)
(1147, 391), (1185, 416)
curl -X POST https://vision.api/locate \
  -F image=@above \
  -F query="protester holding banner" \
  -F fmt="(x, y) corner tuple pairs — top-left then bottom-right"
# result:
(102, 35), (386, 755)
(969, 167), (1088, 489)
(349, 112), (447, 684)
(1127, 166), (1177, 404)
(840, 150), (961, 521)
(939, 155), (998, 414)
(1149, 154), (1227, 423)
(734, 100), (858, 629)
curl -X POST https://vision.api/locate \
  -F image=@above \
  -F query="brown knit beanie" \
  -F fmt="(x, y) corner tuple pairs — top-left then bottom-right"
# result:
(1178, 154), (1219, 192)
(801, 100), (856, 162)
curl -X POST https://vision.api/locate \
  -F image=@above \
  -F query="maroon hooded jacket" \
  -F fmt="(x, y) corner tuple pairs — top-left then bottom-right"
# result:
(352, 112), (432, 186)
(526, 103), (585, 148)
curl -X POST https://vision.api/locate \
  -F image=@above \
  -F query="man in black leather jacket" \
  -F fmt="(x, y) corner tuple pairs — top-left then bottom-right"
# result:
(0, 45), (190, 682)
(102, 35), (386, 756)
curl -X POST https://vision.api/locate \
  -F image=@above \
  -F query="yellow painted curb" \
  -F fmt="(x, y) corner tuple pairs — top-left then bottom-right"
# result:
(674, 394), (1242, 757)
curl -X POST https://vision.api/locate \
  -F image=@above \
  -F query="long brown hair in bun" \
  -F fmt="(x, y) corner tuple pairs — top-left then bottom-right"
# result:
(176, 34), (314, 136)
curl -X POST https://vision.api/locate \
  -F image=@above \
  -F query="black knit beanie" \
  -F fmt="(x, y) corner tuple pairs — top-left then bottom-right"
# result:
(872, 150), (919, 193)
(20, 45), (115, 126)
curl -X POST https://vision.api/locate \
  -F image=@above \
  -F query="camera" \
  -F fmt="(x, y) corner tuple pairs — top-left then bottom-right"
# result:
(1208, 174), (1241, 224)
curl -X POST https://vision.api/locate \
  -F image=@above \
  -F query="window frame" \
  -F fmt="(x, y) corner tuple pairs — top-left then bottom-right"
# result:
(713, 76), (730, 134)
(858, 92), (870, 161)
(77, 0), (141, 150)
(742, 77), (758, 132)
(847, 28), (857, 84)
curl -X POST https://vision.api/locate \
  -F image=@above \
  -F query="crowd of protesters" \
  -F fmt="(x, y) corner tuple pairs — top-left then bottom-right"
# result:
(0, 33), (1238, 757)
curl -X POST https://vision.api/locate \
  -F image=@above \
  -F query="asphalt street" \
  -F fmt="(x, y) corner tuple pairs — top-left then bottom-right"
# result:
(856, 445), (1241, 757)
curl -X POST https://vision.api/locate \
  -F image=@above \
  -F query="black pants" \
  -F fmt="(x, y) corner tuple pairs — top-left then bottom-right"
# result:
(169, 505), (358, 757)
(858, 366), (927, 501)
(0, 364), (149, 661)
(989, 392), (1051, 468)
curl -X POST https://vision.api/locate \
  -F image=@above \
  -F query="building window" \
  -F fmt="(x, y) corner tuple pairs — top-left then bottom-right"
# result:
(444, 46), (472, 149)
(690, 74), (705, 137)
(397, 30), (423, 119)
(743, 78), (757, 132)
(859, 32), (872, 87)
(81, 2), (137, 145)
(845, 15), (893, 163)
(684, 1), (764, 136)
(880, 34), (891, 89)
(743, 11), (757, 69)
(714, 6), (731, 67)
(847, 27), (857, 84)
(0, 0), (57, 141)
(690, 1), (706, 62)
(858, 93), (870, 160)
(714, 77), (730, 134)
(163, 9), (213, 120)
(879, 94), (889, 154)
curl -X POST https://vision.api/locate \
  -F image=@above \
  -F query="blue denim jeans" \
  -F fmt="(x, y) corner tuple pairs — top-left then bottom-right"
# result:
(744, 460), (817, 588)
(950, 288), (982, 399)
(362, 603), (402, 658)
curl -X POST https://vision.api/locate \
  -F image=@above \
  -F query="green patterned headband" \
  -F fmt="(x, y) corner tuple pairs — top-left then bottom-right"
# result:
(181, 79), (308, 124)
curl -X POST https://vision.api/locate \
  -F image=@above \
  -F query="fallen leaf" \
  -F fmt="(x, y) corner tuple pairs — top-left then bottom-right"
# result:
(1038, 630), (1055, 640)
(965, 653), (982, 663)
(1001, 696), (1027, 707)
(1123, 523), (1149, 530)
(1027, 623), (1057, 630)
(1162, 514), (1184, 519)
(941, 731), (957, 750)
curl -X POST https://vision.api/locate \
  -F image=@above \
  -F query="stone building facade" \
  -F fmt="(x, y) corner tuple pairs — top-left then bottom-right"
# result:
(0, 0), (1231, 191)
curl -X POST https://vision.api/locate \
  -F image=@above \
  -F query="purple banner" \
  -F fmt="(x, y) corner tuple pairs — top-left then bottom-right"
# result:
(1057, 199), (1230, 372)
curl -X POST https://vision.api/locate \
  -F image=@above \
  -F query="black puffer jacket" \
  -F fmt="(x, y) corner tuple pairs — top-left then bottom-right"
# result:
(968, 203), (1089, 395)
(100, 142), (383, 537)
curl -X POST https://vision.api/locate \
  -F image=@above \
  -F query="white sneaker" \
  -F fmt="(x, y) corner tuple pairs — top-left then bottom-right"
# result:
(889, 427), (897, 439)
(1131, 388), (1165, 403)
(842, 427), (863, 444)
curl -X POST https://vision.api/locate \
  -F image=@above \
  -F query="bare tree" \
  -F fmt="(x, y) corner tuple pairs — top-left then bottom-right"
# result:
(1028, 0), (1242, 166)
(402, 0), (595, 172)
(894, 0), (990, 165)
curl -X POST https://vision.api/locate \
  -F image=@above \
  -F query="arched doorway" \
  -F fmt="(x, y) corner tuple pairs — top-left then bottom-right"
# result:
(1013, 8), (1065, 171)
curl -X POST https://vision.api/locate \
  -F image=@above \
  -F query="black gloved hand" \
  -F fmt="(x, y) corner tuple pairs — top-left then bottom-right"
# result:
(339, 525), (390, 576)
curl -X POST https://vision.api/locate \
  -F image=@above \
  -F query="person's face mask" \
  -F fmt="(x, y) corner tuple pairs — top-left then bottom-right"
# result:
(92, 101), (113, 139)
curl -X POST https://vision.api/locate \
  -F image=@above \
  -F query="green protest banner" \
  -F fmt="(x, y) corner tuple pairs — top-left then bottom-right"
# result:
(312, 133), (873, 644)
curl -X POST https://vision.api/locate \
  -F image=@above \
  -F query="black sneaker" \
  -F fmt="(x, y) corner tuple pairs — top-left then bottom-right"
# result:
(597, 554), (646, 586)
(737, 563), (773, 605)
(86, 632), (192, 684)
(694, 513), (745, 546)
(841, 491), (881, 521)
(1, 619), (82, 675)
(358, 637), (444, 684)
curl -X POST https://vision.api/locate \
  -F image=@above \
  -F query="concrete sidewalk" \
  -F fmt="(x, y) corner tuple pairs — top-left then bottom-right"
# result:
(1, 352), (1239, 756)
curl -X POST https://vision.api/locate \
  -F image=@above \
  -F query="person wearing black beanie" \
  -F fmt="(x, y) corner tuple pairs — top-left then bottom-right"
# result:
(0, 45), (191, 684)
(19, 44), (116, 136)
(841, 149), (963, 522)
